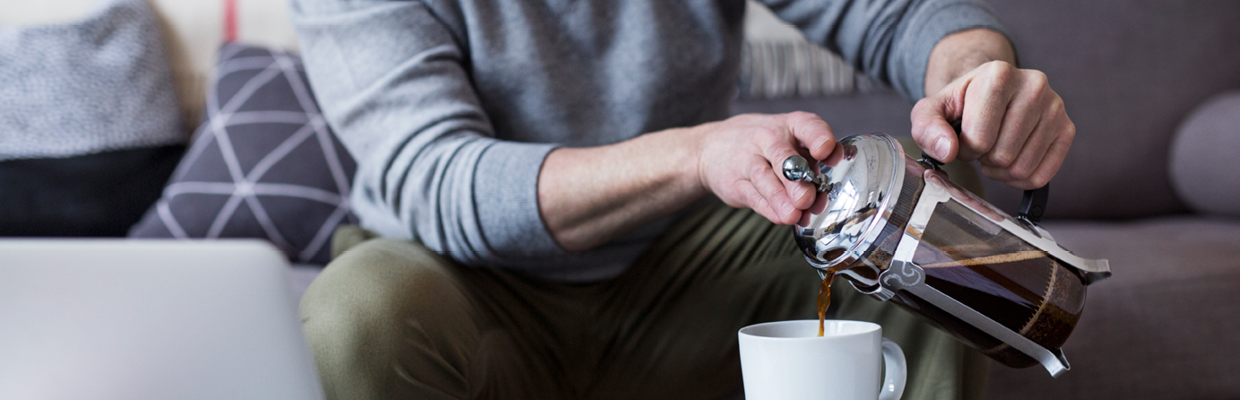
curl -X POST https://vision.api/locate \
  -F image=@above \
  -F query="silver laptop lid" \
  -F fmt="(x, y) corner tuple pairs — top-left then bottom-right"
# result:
(0, 240), (324, 400)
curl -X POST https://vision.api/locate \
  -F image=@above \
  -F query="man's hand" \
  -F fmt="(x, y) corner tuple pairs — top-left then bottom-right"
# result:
(913, 30), (1075, 190)
(693, 112), (836, 225)
(539, 111), (836, 251)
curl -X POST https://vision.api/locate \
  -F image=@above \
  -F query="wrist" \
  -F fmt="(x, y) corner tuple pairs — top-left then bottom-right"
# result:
(924, 28), (1016, 96)
(674, 121), (714, 196)
(689, 120), (724, 199)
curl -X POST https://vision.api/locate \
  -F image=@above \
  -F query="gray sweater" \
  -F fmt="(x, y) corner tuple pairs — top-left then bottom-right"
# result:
(289, 0), (1003, 281)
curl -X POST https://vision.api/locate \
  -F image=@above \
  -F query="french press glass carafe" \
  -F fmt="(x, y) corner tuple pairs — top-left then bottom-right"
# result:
(782, 133), (1111, 377)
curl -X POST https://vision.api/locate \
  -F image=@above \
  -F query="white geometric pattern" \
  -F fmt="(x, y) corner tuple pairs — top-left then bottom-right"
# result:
(145, 45), (354, 263)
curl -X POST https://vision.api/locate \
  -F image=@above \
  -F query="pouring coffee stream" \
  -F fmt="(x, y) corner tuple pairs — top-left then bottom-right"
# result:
(781, 132), (1111, 377)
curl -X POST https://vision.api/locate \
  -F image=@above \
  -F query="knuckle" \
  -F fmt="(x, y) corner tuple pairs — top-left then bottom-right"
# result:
(1047, 97), (1066, 116)
(1027, 73), (1050, 99)
(1008, 163), (1034, 181)
(776, 148), (799, 162)
(750, 194), (770, 211)
(788, 111), (815, 121)
(816, 119), (833, 134)
(755, 126), (779, 141)
(1026, 173), (1050, 189)
(987, 62), (1014, 84)
(747, 162), (769, 179)
(1028, 70), (1049, 88)
(732, 181), (760, 202)
(965, 129), (997, 154)
(986, 151), (1017, 168)
(1065, 121), (1077, 141)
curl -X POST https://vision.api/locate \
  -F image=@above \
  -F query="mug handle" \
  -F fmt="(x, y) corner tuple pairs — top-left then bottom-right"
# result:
(878, 338), (907, 400)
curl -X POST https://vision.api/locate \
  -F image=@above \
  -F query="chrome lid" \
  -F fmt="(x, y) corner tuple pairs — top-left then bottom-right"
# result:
(787, 133), (906, 269)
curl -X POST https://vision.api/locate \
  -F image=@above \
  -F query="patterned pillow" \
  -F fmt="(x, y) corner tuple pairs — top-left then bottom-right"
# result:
(129, 43), (356, 264)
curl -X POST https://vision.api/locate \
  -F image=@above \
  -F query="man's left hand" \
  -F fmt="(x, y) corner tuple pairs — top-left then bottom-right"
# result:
(911, 60), (1075, 190)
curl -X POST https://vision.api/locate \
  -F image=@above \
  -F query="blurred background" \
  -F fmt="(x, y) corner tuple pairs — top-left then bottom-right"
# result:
(2, 1), (1239, 399)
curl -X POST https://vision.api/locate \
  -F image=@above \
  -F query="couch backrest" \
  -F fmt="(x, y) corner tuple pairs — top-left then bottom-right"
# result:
(980, 0), (1240, 219)
(149, 0), (299, 129)
(10, 0), (1235, 220)
(1, 0), (299, 132)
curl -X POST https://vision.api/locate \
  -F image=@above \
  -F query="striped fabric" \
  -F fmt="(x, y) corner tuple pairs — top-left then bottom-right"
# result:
(737, 40), (874, 99)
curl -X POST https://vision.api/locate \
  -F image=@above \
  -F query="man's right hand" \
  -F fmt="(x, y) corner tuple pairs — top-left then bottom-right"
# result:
(693, 112), (837, 226)
(539, 111), (837, 251)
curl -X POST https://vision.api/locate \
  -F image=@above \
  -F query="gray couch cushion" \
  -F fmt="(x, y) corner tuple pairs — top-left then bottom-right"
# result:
(0, 0), (182, 161)
(986, 218), (1240, 399)
(979, 0), (1240, 219)
(0, 0), (185, 236)
(1169, 91), (1240, 217)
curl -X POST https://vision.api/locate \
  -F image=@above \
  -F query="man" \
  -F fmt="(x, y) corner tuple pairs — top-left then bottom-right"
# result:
(289, 0), (1074, 399)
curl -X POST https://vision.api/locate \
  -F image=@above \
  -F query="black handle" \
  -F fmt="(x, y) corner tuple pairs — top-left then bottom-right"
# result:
(920, 121), (1049, 224)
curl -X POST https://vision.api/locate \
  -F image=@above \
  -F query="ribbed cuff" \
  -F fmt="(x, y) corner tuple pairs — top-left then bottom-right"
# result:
(473, 140), (563, 263)
(897, 1), (1008, 101)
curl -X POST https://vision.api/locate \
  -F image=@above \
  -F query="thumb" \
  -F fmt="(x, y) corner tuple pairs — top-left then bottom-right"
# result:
(910, 92), (961, 163)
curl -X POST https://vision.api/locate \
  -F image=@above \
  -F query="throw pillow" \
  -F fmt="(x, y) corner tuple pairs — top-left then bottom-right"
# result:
(737, 0), (870, 99)
(1169, 91), (1240, 217)
(129, 43), (357, 264)
(0, 0), (186, 236)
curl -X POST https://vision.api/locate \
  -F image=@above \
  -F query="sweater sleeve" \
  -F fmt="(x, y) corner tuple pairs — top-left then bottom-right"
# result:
(288, 0), (565, 268)
(758, 0), (1007, 100)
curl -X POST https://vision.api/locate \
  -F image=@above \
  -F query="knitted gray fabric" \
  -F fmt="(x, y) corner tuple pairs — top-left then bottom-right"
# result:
(290, 0), (1004, 281)
(0, 0), (183, 161)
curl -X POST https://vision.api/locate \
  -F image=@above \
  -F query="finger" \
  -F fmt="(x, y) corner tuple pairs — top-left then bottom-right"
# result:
(735, 180), (784, 224)
(959, 62), (1018, 162)
(981, 72), (1049, 168)
(749, 163), (799, 224)
(757, 138), (817, 210)
(984, 99), (1062, 183)
(783, 111), (836, 160)
(983, 118), (1074, 190)
(911, 95), (961, 162)
(784, 177), (816, 210)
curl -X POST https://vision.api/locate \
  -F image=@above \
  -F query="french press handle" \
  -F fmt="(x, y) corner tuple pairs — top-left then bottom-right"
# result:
(920, 120), (1049, 224)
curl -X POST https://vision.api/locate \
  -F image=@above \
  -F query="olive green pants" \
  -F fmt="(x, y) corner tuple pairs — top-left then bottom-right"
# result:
(300, 140), (988, 400)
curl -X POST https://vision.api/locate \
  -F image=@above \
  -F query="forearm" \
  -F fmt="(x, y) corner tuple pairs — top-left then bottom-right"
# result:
(539, 127), (707, 251)
(539, 111), (837, 252)
(924, 28), (1016, 96)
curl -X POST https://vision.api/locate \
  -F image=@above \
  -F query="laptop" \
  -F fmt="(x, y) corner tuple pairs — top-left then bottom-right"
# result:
(0, 240), (325, 400)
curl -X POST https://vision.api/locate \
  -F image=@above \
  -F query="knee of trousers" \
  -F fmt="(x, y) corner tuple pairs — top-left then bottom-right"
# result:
(299, 238), (479, 391)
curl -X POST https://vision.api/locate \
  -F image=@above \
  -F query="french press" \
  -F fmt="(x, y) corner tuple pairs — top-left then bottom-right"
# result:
(782, 132), (1111, 377)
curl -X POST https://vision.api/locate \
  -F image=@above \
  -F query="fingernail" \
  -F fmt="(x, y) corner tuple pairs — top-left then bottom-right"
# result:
(934, 137), (950, 160)
(794, 185), (809, 201)
(814, 137), (831, 153)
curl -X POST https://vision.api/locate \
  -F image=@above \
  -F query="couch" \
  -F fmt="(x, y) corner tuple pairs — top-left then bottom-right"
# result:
(736, 1), (1240, 398)
(6, 0), (1239, 399)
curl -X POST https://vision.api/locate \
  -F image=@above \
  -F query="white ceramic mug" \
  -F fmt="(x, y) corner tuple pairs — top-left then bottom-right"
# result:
(738, 320), (906, 400)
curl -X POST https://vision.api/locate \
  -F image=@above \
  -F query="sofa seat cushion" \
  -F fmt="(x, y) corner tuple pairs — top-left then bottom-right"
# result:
(986, 217), (1240, 399)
